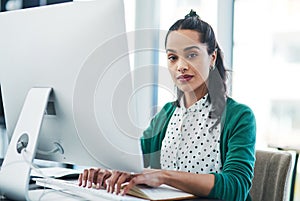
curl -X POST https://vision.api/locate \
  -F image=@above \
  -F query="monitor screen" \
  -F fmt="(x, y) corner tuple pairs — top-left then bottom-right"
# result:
(0, 0), (143, 174)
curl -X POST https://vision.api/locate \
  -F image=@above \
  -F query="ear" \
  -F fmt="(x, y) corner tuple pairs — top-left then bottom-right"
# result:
(210, 50), (217, 67)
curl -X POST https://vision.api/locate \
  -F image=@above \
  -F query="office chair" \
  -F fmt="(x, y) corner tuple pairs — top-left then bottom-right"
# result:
(250, 150), (293, 201)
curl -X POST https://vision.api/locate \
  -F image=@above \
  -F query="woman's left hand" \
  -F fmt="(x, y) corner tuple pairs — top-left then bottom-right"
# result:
(105, 170), (133, 195)
(106, 169), (165, 195)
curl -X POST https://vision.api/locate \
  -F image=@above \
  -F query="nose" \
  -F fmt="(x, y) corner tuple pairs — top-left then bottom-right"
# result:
(177, 58), (189, 73)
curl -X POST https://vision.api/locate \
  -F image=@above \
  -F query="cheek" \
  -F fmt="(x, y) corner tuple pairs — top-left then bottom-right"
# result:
(168, 67), (177, 80)
(194, 63), (210, 81)
(167, 63), (176, 74)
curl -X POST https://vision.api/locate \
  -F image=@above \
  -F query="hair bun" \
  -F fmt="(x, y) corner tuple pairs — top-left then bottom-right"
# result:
(185, 9), (199, 19)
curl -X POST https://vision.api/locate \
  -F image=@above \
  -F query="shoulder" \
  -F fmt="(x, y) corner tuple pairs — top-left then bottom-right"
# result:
(224, 97), (255, 120)
(222, 97), (256, 132)
(155, 101), (177, 118)
(226, 97), (253, 113)
(161, 101), (177, 112)
(145, 101), (176, 130)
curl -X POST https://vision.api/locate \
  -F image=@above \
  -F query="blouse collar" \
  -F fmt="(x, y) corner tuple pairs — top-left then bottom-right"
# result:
(180, 93), (209, 114)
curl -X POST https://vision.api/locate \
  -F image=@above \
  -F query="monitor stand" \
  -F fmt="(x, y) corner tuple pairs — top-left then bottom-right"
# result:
(0, 88), (52, 200)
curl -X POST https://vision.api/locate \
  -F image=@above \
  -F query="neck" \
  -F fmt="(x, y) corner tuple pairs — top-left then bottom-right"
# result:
(184, 84), (208, 108)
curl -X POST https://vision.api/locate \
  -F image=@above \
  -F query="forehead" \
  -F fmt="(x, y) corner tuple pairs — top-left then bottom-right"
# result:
(166, 30), (203, 50)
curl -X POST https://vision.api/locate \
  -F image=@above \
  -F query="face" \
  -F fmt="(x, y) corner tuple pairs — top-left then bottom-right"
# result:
(166, 29), (216, 96)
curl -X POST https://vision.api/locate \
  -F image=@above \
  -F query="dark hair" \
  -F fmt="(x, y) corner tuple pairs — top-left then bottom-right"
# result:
(165, 11), (227, 122)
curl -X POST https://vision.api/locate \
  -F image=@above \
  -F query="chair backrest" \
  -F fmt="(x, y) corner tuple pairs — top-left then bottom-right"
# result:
(250, 150), (293, 201)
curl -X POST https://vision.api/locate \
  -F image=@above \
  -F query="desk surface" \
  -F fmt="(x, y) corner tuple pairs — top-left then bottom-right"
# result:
(0, 189), (223, 201)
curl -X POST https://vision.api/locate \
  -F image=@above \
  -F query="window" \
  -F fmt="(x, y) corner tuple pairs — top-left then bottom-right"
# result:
(233, 0), (300, 147)
(233, 1), (300, 198)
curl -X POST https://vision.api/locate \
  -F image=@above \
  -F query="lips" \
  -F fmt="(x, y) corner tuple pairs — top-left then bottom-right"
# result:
(177, 74), (194, 82)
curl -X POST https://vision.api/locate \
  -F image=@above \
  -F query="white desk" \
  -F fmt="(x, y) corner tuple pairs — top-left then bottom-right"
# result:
(1, 188), (224, 201)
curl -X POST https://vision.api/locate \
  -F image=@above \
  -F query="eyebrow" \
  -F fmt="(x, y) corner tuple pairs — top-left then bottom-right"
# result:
(166, 46), (201, 53)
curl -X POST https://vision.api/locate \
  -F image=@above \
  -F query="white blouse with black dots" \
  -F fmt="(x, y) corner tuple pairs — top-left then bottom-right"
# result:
(160, 94), (222, 174)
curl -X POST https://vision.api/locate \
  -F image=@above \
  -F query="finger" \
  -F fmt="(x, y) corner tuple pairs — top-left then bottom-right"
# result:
(82, 169), (89, 187)
(93, 168), (100, 185)
(122, 177), (143, 195)
(95, 170), (104, 189)
(97, 170), (111, 189)
(103, 170), (112, 188)
(115, 173), (129, 195)
(95, 170), (106, 189)
(78, 173), (83, 186)
(87, 168), (96, 188)
(106, 178), (112, 193)
(107, 171), (121, 193)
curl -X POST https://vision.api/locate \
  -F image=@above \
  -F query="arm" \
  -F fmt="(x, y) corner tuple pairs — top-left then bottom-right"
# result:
(208, 101), (256, 200)
(78, 167), (215, 196)
(122, 169), (215, 196)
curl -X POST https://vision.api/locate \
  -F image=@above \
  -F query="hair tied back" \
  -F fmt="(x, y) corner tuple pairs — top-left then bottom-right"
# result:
(185, 9), (200, 19)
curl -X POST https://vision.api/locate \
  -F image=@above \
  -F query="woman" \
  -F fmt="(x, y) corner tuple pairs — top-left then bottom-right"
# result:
(78, 10), (256, 201)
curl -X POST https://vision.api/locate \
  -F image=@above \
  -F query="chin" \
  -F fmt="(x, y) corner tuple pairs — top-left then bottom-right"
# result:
(178, 86), (196, 93)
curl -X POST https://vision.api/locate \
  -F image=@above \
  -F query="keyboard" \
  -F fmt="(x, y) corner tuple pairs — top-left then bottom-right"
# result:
(33, 177), (148, 201)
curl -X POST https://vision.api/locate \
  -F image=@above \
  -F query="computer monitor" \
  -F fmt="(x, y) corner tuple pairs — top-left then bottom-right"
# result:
(0, 0), (144, 200)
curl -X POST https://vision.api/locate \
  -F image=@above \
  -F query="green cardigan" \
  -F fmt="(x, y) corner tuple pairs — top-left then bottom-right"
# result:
(141, 97), (256, 201)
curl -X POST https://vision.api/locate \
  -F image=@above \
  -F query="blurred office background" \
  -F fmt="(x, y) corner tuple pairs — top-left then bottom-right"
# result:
(0, 0), (299, 200)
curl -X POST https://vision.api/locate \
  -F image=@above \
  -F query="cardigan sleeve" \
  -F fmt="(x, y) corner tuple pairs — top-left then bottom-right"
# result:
(208, 100), (256, 201)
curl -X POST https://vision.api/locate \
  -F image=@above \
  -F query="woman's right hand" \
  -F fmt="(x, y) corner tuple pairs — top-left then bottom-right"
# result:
(78, 168), (112, 189)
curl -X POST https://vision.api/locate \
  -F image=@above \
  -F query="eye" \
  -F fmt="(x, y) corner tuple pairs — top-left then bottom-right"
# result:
(168, 54), (178, 62)
(187, 52), (198, 59)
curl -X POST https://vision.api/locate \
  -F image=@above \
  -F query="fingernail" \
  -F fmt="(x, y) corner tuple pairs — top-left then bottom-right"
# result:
(96, 183), (100, 189)
(88, 181), (91, 187)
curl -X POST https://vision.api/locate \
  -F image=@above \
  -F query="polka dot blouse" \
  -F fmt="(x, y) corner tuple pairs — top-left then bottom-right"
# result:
(160, 94), (222, 174)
